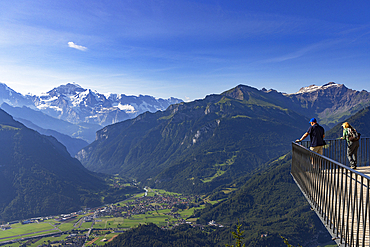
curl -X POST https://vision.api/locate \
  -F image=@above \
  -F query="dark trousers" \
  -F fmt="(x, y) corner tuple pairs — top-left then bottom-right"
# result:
(347, 141), (359, 167)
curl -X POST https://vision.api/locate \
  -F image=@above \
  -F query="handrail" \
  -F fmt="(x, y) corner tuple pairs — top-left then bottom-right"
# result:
(291, 138), (370, 246)
(298, 138), (370, 168)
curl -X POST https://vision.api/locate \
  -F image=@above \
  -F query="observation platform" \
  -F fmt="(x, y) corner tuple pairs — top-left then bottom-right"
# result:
(291, 138), (370, 247)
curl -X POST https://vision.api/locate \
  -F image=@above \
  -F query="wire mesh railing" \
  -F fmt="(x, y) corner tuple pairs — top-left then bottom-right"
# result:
(291, 138), (370, 246)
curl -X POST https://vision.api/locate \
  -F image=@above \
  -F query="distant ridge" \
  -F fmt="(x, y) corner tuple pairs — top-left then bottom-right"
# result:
(290, 81), (341, 94)
(0, 82), (183, 143)
(284, 82), (370, 127)
(257, 82), (370, 128)
(0, 82), (183, 126)
(219, 82), (370, 128)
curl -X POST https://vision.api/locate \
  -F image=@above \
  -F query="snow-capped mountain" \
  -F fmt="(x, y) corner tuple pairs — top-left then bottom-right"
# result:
(0, 83), (183, 126)
(290, 82), (342, 95)
(257, 82), (370, 128)
(284, 82), (370, 128)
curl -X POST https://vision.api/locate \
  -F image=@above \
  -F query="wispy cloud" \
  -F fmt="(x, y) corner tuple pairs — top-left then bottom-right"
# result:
(260, 38), (343, 64)
(68, 42), (88, 51)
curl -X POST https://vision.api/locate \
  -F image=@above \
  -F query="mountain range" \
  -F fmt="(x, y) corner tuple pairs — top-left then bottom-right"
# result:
(0, 82), (183, 143)
(261, 82), (370, 128)
(77, 83), (370, 193)
(34, 83), (183, 126)
(1, 81), (368, 146)
(77, 85), (309, 193)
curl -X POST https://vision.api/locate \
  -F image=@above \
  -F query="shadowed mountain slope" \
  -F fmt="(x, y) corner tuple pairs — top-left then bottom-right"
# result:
(77, 85), (309, 193)
(0, 109), (106, 222)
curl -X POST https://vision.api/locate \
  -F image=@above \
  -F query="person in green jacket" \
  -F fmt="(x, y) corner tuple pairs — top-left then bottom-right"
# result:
(341, 122), (359, 169)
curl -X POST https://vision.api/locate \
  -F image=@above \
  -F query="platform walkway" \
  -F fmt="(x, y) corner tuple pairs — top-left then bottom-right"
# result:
(292, 138), (370, 247)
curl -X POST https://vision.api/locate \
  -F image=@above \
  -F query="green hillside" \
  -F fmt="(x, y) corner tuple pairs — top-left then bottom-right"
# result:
(196, 153), (332, 245)
(77, 85), (309, 193)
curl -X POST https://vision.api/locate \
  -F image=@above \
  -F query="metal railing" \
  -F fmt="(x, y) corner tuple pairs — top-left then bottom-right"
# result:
(291, 138), (370, 246)
(299, 138), (370, 168)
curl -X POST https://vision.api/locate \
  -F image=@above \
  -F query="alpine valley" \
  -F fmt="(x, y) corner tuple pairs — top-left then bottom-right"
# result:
(1, 81), (370, 246)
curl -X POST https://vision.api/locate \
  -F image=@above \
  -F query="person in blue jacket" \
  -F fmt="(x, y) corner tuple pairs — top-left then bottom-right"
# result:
(296, 118), (326, 155)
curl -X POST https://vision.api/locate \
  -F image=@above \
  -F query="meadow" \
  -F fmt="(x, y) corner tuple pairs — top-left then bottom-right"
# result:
(0, 222), (57, 239)
(0, 188), (214, 246)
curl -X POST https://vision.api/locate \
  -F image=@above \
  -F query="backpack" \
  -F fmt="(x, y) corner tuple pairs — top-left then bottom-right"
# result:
(348, 128), (361, 142)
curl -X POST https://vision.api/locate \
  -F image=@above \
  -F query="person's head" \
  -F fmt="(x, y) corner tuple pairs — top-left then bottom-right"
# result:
(342, 122), (351, 129)
(309, 118), (317, 125)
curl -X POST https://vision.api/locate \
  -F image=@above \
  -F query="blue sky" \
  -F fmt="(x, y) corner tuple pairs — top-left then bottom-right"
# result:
(0, 0), (369, 101)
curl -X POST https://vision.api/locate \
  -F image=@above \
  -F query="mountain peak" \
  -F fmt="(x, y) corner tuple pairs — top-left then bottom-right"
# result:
(46, 83), (85, 96)
(222, 84), (259, 100)
(292, 82), (344, 95)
